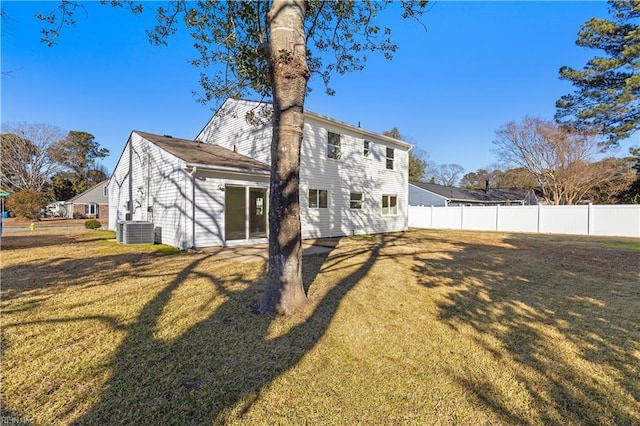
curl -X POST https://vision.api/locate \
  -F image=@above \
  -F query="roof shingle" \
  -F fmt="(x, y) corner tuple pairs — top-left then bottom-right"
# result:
(135, 131), (269, 173)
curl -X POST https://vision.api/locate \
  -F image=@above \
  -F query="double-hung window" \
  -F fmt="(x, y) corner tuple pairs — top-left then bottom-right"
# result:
(381, 195), (397, 215)
(327, 132), (341, 159)
(350, 192), (363, 209)
(386, 147), (394, 170)
(85, 203), (97, 216)
(363, 141), (371, 158)
(309, 189), (328, 208)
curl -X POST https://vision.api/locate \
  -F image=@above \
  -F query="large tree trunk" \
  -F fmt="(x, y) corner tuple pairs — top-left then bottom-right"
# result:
(259, 0), (310, 315)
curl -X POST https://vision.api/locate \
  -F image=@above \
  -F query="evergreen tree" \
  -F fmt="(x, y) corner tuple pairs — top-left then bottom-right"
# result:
(556, 0), (640, 146)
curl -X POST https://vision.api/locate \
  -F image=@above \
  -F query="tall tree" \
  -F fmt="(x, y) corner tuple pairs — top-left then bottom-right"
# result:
(0, 122), (66, 193)
(495, 167), (538, 189)
(461, 166), (539, 189)
(39, 1), (429, 315)
(433, 163), (465, 186)
(556, 0), (640, 146)
(617, 146), (640, 203)
(460, 168), (503, 189)
(493, 117), (631, 204)
(48, 130), (109, 196)
(583, 156), (636, 203)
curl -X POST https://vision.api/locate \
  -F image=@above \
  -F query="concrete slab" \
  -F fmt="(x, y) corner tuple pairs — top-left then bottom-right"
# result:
(201, 239), (339, 263)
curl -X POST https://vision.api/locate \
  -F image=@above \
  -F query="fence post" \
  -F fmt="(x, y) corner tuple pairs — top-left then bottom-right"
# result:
(495, 204), (500, 231)
(537, 204), (542, 234)
(587, 203), (593, 236)
(431, 205), (434, 228)
(461, 204), (464, 230)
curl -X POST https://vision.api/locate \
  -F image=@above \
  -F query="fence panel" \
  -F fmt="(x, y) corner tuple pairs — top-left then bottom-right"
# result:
(540, 205), (588, 235)
(408, 206), (432, 229)
(433, 206), (462, 229)
(463, 206), (497, 231)
(591, 205), (640, 237)
(408, 204), (640, 238)
(497, 206), (540, 233)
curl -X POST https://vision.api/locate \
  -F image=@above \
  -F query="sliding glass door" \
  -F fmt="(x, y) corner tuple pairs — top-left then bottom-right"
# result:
(225, 186), (267, 241)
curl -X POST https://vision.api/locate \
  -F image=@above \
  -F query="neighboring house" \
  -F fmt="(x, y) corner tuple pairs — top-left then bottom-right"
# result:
(108, 99), (411, 249)
(409, 181), (539, 206)
(64, 181), (109, 220)
(45, 201), (66, 217)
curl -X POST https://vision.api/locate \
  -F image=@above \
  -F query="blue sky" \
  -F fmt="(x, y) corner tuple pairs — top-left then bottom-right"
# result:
(2, 1), (637, 176)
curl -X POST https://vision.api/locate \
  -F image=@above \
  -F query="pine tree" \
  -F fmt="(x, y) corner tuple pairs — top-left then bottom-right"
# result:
(556, 0), (640, 146)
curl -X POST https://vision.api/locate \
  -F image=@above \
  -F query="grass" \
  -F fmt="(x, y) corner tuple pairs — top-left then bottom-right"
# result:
(600, 240), (640, 251)
(1, 228), (639, 425)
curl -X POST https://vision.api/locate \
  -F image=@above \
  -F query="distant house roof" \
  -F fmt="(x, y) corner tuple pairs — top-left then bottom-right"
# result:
(410, 181), (535, 205)
(65, 180), (108, 204)
(135, 131), (270, 174)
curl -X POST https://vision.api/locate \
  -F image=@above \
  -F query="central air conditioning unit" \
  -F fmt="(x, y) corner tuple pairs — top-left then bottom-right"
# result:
(117, 221), (155, 244)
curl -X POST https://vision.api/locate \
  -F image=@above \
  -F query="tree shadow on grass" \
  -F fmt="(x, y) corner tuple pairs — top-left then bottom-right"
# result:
(0, 231), (112, 250)
(410, 231), (640, 425)
(38, 233), (399, 424)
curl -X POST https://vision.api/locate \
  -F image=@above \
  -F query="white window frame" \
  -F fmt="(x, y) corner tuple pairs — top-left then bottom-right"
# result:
(363, 140), (371, 158)
(85, 203), (98, 216)
(381, 195), (398, 216)
(327, 132), (342, 160)
(386, 147), (394, 170)
(350, 192), (363, 209)
(309, 189), (328, 209)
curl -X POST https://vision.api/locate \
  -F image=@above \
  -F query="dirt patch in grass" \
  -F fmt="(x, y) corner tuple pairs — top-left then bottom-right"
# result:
(1, 229), (638, 424)
(3, 217), (108, 228)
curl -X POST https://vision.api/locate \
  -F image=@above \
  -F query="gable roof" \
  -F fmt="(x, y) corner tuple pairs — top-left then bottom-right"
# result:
(410, 181), (532, 204)
(135, 131), (270, 173)
(66, 180), (108, 204)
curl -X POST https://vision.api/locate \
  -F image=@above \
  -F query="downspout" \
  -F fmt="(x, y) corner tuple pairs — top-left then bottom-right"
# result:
(128, 138), (133, 221)
(188, 166), (197, 248)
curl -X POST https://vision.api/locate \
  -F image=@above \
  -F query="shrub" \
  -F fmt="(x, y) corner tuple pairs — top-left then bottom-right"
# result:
(5, 190), (48, 220)
(84, 219), (102, 229)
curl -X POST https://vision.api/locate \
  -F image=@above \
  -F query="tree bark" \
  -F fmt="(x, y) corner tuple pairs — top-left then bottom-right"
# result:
(259, 0), (310, 315)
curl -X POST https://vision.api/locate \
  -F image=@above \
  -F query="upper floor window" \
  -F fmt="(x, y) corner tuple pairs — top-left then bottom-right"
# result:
(386, 147), (394, 170)
(350, 192), (363, 209)
(382, 195), (397, 215)
(363, 140), (371, 158)
(328, 132), (342, 160)
(309, 189), (328, 208)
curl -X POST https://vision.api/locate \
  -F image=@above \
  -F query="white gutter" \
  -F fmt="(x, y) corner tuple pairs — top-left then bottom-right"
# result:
(305, 110), (413, 150)
(184, 162), (270, 176)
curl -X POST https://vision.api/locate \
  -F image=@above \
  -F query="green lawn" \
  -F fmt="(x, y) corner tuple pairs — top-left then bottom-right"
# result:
(1, 228), (639, 425)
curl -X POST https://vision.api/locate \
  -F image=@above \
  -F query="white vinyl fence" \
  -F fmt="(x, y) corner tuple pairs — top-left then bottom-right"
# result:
(408, 204), (640, 238)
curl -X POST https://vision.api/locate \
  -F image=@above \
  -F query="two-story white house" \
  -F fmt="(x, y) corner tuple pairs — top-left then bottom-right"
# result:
(108, 99), (411, 248)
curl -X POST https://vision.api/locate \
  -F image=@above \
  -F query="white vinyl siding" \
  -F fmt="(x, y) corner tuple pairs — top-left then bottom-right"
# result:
(300, 122), (409, 239)
(109, 132), (270, 249)
(109, 133), (196, 248)
(196, 99), (273, 164)
(195, 99), (411, 241)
